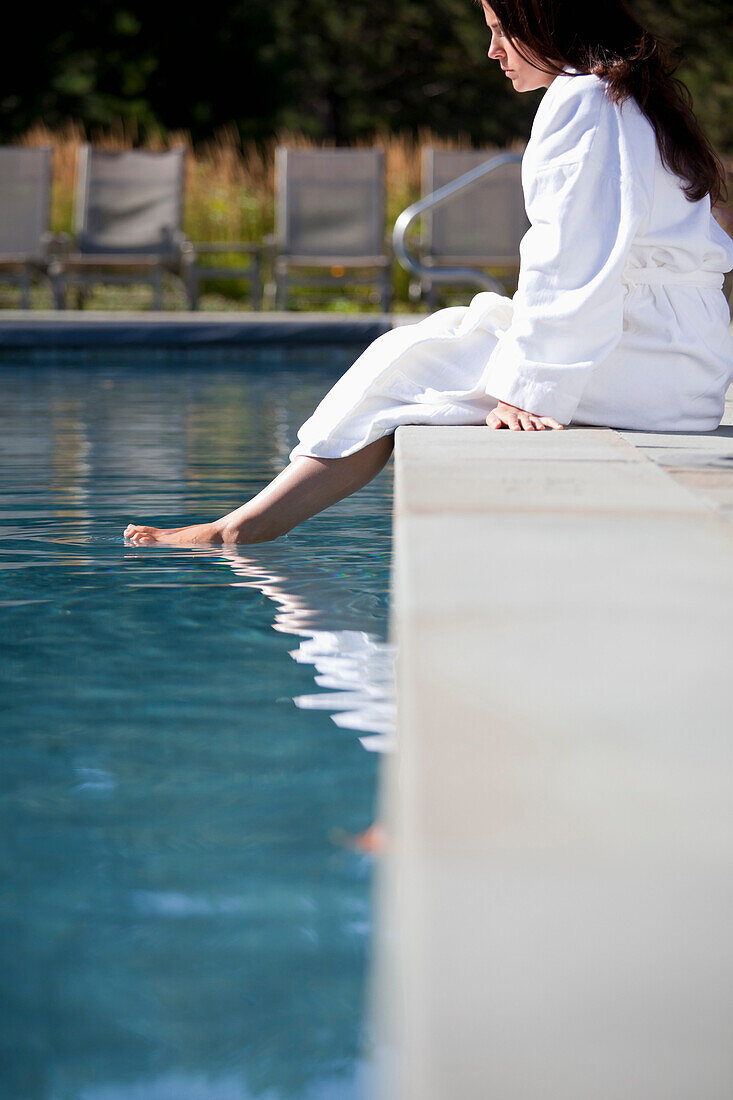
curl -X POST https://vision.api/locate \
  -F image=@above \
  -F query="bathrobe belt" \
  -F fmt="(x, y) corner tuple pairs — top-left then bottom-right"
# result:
(622, 267), (724, 289)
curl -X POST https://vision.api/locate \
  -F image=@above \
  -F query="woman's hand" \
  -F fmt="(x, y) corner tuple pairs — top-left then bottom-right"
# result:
(486, 400), (564, 431)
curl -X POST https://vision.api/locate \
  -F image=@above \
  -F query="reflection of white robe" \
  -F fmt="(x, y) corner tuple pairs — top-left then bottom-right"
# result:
(291, 72), (733, 459)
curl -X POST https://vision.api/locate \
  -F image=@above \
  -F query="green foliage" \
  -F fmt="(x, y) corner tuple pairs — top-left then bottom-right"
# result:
(634, 0), (733, 150)
(268, 0), (540, 145)
(1, 0), (287, 142)
(6, 0), (728, 152)
(1, 0), (729, 158)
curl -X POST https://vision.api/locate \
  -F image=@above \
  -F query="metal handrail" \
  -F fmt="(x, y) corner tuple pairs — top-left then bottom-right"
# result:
(392, 152), (523, 293)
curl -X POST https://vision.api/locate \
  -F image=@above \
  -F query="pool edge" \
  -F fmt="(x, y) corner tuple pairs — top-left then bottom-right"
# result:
(370, 416), (733, 1098)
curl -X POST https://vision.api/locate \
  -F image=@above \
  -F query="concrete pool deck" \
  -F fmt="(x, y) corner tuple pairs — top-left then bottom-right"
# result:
(373, 391), (733, 1099)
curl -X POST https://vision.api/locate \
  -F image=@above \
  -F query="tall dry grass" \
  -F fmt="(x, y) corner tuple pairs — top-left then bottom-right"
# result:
(18, 123), (525, 241)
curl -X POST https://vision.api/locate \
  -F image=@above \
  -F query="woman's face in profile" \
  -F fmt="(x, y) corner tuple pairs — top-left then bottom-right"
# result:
(481, 2), (556, 92)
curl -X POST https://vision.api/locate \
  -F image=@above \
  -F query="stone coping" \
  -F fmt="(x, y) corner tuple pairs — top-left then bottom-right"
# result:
(0, 310), (422, 348)
(371, 409), (733, 1099)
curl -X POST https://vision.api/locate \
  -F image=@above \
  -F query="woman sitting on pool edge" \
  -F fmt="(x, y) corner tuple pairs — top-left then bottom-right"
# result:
(124, 0), (733, 547)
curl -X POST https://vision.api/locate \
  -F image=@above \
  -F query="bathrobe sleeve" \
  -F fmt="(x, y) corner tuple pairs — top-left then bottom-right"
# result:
(486, 75), (652, 423)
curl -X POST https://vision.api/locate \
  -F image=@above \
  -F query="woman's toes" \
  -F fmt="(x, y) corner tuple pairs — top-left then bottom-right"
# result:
(125, 525), (154, 541)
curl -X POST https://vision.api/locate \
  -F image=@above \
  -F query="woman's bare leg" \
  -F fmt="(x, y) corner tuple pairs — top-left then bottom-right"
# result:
(123, 433), (395, 545)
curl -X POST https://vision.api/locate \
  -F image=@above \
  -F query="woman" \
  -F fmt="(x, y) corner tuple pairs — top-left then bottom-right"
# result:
(124, 0), (733, 547)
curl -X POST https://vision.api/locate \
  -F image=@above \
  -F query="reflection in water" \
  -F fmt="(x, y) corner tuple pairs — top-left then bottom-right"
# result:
(219, 545), (396, 754)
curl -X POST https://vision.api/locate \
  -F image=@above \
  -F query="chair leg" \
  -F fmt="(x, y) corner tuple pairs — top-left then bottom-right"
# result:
(186, 264), (200, 311)
(51, 271), (66, 310)
(380, 269), (393, 313)
(152, 269), (164, 311)
(250, 258), (262, 311)
(275, 271), (288, 311)
(419, 277), (430, 307)
(20, 271), (31, 310)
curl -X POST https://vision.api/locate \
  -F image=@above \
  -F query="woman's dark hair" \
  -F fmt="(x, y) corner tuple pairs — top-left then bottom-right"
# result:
(480, 0), (727, 205)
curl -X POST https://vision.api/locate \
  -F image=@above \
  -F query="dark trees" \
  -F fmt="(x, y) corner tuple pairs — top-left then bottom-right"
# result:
(2, 0), (730, 150)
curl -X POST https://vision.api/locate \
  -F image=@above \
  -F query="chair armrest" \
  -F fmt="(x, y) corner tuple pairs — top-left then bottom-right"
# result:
(44, 232), (73, 256)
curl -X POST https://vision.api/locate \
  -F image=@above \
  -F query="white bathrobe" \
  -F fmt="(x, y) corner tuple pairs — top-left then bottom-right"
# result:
(290, 71), (733, 460)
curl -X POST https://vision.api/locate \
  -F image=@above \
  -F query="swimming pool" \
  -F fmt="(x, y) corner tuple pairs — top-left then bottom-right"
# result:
(0, 346), (395, 1099)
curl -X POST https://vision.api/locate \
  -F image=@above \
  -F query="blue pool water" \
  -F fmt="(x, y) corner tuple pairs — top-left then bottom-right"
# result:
(0, 347), (395, 1100)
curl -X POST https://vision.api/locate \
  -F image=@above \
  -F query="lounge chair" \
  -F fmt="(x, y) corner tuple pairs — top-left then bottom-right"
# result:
(0, 146), (55, 308)
(49, 145), (195, 310)
(416, 147), (528, 308)
(267, 147), (392, 311)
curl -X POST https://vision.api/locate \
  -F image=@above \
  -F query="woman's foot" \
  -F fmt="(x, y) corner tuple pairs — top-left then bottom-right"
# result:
(124, 519), (230, 545)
